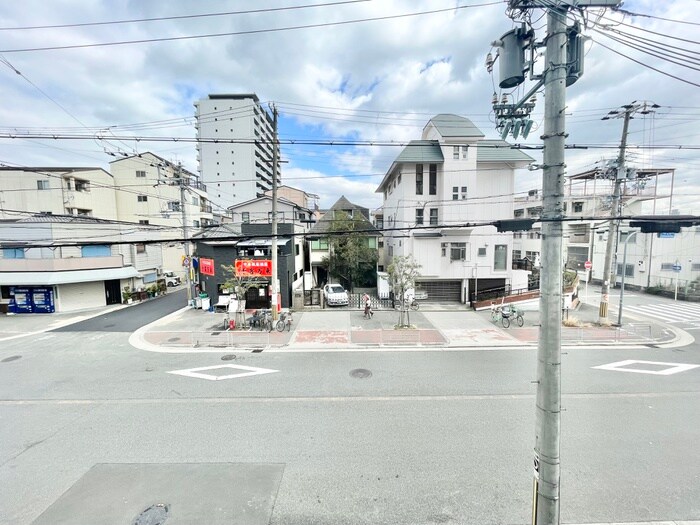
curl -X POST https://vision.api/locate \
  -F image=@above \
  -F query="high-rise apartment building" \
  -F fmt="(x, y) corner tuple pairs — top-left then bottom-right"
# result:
(194, 94), (280, 209)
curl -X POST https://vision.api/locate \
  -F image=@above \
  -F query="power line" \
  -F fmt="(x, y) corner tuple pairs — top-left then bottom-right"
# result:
(612, 6), (700, 27)
(0, 2), (504, 53)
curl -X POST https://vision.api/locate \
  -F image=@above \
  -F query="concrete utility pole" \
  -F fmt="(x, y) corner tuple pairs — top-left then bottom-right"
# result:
(598, 106), (632, 323)
(178, 162), (193, 305)
(533, 7), (567, 524)
(271, 105), (279, 321)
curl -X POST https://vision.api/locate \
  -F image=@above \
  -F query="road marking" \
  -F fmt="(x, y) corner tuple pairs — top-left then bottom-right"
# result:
(592, 359), (700, 376)
(167, 364), (279, 381)
(624, 303), (700, 324)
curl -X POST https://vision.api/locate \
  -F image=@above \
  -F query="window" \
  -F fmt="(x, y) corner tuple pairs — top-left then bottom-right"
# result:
(526, 250), (539, 261)
(661, 263), (674, 271)
(242, 212), (250, 223)
(136, 170), (146, 178)
(81, 245), (111, 257)
(376, 218), (384, 229)
(295, 244), (300, 256)
(513, 232), (523, 239)
(37, 180), (49, 190)
(388, 245), (393, 256)
(619, 231), (635, 244)
(311, 239), (329, 250)
(616, 263), (635, 277)
(441, 243), (448, 257)
(192, 196), (199, 206)
(461, 187), (467, 200)
(513, 249), (522, 260)
(692, 263), (700, 271)
(167, 201), (181, 212)
(429, 208), (438, 225)
(135, 243), (146, 254)
(76, 208), (91, 216)
(193, 220), (200, 228)
(453, 146), (460, 160)
(514, 209), (524, 218)
(3, 248), (25, 259)
(74, 179), (89, 192)
(368, 237), (377, 249)
(494, 244), (508, 270)
(573, 202), (584, 213)
(461, 145), (468, 159)
(450, 242), (466, 261)
(429, 164), (437, 195)
(137, 195), (148, 202)
(415, 209), (424, 225)
(416, 165), (423, 195)
(139, 220), (150, 225)
(453, 187), (459, 201)
(478, 247), (487, 257)
(378, 240), (384, 248)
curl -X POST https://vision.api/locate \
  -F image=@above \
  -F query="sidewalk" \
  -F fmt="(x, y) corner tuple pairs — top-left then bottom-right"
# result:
(132, 299), (687, 353)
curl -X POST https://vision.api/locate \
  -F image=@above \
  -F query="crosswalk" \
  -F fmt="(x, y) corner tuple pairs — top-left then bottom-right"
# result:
(623, 302), (700, 324)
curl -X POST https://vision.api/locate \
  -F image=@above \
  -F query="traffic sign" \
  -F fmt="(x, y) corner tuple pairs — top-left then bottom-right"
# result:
(672, 264), (682, 272)
(584, 260), (592, 270)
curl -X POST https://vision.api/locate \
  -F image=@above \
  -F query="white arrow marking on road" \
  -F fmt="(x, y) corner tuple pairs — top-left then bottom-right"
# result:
(167, 364), (279, 381)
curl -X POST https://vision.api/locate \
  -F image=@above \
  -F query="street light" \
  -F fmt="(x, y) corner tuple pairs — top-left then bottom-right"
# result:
(617, 230), (639, 326)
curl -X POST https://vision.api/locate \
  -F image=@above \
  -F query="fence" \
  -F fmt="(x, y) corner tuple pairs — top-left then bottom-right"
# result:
(348, 292), (394, 310)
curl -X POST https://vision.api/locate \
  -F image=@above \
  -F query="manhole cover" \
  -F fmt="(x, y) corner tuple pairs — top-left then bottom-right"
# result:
(2, 355), (21, 363)
(350, 368), (372, 379)
(221, 354), (237, 361)
(167, 337), (181, 342)
(132, 503), (169, 525)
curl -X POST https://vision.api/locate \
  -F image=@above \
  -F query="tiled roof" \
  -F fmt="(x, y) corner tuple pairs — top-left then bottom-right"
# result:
(476, 140), (535, 163)
(309, 196), (380, 235)
(395, 140), (444, 163)
(428, 114), (484, 138)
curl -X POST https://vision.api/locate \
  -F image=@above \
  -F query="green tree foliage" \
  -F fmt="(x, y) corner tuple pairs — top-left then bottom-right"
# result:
(321, 210), (379, 291)
(386, 255), (422, 328)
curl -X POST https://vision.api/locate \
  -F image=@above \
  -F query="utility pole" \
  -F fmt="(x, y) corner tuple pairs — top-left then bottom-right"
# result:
(271, 104), (279, 321)
(178, 162), (193, 305)
(598, 101), (656, 323)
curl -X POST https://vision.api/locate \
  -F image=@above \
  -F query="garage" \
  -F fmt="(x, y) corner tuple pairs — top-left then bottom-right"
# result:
(416, 280), (462, 302)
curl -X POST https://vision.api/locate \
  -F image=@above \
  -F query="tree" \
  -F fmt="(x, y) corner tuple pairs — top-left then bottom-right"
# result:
(321, 210), (379, 291)
(386, 255), (421, 328)
(220, 264), (268, 329)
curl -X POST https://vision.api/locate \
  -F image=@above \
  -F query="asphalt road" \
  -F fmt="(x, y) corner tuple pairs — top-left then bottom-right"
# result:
(1, 299), (699, 525)
(51, 289), (186, 333)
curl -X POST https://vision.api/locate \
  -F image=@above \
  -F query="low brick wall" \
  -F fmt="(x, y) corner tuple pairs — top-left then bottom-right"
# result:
(474, 290), (540, 310)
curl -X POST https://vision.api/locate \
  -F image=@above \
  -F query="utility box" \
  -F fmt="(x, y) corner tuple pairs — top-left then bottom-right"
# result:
(497, 28), (527, 88)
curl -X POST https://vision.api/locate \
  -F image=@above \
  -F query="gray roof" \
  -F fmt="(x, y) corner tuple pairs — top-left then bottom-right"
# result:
(192, 223), (242, 239)
(428, 114), (484, 138)
(395, 140), (444, 163)
(476, 140), (535, 163)
(309, 196), (380, 235)
(16, 214), (140, 226)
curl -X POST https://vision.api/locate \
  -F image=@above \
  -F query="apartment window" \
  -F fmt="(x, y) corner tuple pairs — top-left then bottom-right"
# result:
(478, 247), (487, 257)
(692, 263), (700, 271)
(450, 242), (466, 261)
(378, 240), (384, 248)
(661, 263), (674, 271)
(452, 186), (459, 201)
(376, 218), (384, 229)
(461, 187), (467, 200)
(137, 195), (148, 202)
(513, 249), (522, 260)
(461, 146), (468, 159)
(37, 180), (49, 190)
(76, 208), (91, 216)
(388, 245), (393, 256)
(415, 209), (424, 225)
(311, 239), (329, 250)
(242, 212), (250, 223)
(616, 263), (635, 277)
(139, 220), (150, 225)
(192, 196), (199, 206)
(3, 248), (25, 259)
(453, 146), (460, 160)
(136, 170), (146, 178)
(513, 232), (523, 239)
(441, 243), (448, 257)
(526, 250), (539, 261)
(494, 244), (508, 271)
(368, 237), (377, 249)
(429, 208), (438, 225)
(74, 179), (89, 192)
(416, 165), (424, 195)
(429, 164), (437, 195)
(81, 245), (110, 257)
(167, 201), (181, 212)
(295, 244), (300, 256)
(135, 243), (146, 254)
(193, 220), (200, 228)
(514, 209), (524, 218)
(573, 202), (584, 213)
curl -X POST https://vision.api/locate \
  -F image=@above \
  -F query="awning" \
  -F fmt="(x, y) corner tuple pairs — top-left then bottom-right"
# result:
(236, 239), (290, 247)
(0, 266), (141, 286)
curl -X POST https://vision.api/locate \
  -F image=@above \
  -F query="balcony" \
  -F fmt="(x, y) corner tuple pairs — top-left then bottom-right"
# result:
(0, 255), (124, 272)
(200, 204), (213, 214)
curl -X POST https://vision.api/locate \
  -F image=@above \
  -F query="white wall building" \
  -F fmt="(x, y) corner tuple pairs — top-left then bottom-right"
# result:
(0, 215), (163, 313)
(376, 114), (533, 303)
(0, 167), (118, 220)
(194, 94), (280, 209)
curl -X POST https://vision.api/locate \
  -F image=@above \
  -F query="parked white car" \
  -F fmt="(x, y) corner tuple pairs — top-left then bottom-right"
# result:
(164, 271), (181, 287)
(323, 284), (349, 306)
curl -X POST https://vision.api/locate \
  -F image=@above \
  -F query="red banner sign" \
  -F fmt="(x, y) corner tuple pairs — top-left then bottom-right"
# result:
(235, 259), (272, 277)
(199, 257), (215, 276)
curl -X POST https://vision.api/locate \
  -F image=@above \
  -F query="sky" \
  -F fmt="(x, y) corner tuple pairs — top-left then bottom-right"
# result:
(0, 0), (698, 216)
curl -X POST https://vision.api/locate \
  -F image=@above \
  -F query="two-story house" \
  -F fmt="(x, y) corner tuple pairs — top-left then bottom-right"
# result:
(376, 114), (533, 303)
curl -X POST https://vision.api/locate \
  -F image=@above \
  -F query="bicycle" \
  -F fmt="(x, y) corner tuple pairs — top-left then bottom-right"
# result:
(396, 299), (419, 311)
(500, 306), (525, 329)
(276, 311), (293, 332)
(259, 310), (274, 332)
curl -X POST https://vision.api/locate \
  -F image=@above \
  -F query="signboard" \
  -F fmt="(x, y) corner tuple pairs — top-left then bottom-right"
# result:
(657, 232), (675, 238)
(235, 259), (272, 277)
(584, 260), (592, 270)
(199, 257), (215, 276)
(672, 264), (682, 272)
(182, 256), (190, 268)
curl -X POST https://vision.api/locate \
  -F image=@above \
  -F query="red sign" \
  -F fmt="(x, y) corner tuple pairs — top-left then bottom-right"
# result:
(200, 257), (215, 276)
(235, 259), (272, 277)
(584, 260), (592, 270)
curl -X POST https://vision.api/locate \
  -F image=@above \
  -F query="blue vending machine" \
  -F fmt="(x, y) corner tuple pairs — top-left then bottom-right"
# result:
(8, 286), (55, 313)
(31, 287), (55, 313)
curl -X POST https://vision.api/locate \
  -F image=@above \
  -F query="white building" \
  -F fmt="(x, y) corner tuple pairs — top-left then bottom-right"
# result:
(0, 215), (163, 313)
(0, 167), (118, 220)
(194, 94), (280, 208)
(109, 152), (215, 280)
(376, 114), (533, 303)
